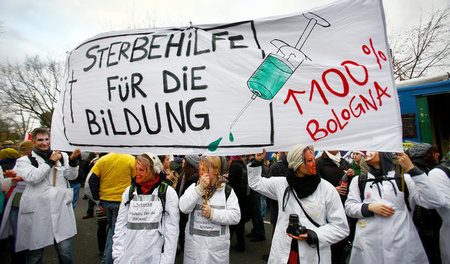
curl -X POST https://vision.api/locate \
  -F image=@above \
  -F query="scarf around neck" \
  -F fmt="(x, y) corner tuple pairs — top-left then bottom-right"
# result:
(137, 174), (160, 195)
(202, 174), (228, 200)
(286, 168), (321, 199)
(33, 146), (52, 159)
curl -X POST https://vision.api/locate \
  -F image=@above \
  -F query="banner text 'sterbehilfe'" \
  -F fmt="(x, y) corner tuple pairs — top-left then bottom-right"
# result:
(51, 0), (402, 155)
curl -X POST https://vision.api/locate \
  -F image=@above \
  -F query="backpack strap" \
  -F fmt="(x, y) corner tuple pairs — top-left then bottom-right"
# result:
(435, 164), (450, 179)
(394, 173), (410, 211)
(358, 174), (368, 202)
(124, 184), (136, 206)
(158, 181), (168, 214)
(225, 184), (232, 201)
(358, 173), (411, 211)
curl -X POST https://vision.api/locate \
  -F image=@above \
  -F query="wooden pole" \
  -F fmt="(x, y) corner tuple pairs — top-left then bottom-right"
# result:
(53, 161), (57, 187)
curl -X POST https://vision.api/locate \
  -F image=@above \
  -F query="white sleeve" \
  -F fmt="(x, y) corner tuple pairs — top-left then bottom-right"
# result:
(112, 186), (131, 260)
(160, 187), (180, 264)
(14, 156), (51, 185)
(247, 164), (283, 200)
(405, 171), (446, 209)
(210, 189), (241, 226)
(316, 184), (349, 246)
(428, 168), (450, 209)
(179, 183), (202, 214)
(345, 176), (365, 218)
(62, 153), (78, 181)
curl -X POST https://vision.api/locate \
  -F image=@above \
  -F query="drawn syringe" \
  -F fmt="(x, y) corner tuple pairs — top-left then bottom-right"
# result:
(229, 12), (330, 131)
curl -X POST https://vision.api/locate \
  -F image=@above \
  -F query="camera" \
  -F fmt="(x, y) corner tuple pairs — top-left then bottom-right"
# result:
(286, 214), (307, 236)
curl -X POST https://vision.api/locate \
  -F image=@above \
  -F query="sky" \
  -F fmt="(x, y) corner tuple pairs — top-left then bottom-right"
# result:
(0, 0), (449, 64)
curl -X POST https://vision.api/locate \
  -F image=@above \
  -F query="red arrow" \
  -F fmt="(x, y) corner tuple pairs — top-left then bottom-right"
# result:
(284, 89), (306, 115)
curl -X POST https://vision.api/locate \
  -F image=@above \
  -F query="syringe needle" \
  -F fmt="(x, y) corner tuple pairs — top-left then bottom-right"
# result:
(230, 93), (257, 131)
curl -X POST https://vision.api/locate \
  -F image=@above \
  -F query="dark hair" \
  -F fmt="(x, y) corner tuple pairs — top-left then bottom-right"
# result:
(183, 159), (198, 180)
(158, 155), (168, 164)
(424, 145), (439, 165)
(31, 127), (50, 140)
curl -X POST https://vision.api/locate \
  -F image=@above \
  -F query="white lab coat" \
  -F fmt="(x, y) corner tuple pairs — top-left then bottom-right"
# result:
(345, 170), (445, 264)
(112, 184), (180, 264)
(14, 151), (78, 251)
(247, 165), (349, 264)
(179, 183), (240, 264)
(0, 181), (26, 239)
(428, 167), (450, 264)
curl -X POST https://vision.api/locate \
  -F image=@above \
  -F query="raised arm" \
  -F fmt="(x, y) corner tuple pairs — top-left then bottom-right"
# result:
(398, 153), (446, 209)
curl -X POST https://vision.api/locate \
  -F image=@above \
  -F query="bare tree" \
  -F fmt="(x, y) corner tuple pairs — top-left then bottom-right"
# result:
(390, 7), (450, 80)
(0, 56), (63, 128)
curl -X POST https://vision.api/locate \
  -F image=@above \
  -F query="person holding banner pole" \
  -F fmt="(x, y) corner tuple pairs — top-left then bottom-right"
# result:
(345, 152), (446, 264)
(247, 145), (349, 264)
(12, 128), (80, 264)
(179, 156), (240, 264)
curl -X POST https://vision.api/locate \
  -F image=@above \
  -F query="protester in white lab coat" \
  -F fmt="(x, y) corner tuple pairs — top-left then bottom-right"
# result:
(428, 153), (450, 264)
(247, 145), (349, 264)
(345, 152), (446, 264)
(13, 128), (80, 263)
(179, 156), (240, 264)
(112, 153), (179, 264)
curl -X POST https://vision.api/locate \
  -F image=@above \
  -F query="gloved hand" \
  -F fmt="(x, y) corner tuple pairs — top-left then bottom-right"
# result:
(305, 229), (319, 247)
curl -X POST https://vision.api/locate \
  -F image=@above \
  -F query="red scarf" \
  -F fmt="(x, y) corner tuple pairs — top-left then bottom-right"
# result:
(139, 175), (160, 194)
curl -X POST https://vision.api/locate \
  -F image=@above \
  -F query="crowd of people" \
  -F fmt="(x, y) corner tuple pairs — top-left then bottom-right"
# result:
(0, 127), (449, 264)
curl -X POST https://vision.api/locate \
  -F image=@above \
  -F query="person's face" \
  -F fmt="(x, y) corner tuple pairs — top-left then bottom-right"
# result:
(364, 151), (380, 166)
(33, 133), (50, 151)
(353, 153), (362, 162)
(162, 155), (170, 169)
(199, 160), (208, 177)
(199, 160), (217, 184)
(300, 149), (316, 175)
(135, 161), (155, 184)
(432, 152), (440, 164)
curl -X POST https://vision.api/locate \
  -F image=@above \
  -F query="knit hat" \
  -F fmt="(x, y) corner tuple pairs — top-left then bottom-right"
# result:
(409, 143), (432, 159)
(0, 148), (21, 160)
(287, 144), (308, 171)
(185, 154), (200, 169)
(141, 153), (164, 174)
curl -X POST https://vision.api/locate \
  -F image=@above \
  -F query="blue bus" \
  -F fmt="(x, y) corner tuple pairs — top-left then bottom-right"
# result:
(396, 73), (450, 155)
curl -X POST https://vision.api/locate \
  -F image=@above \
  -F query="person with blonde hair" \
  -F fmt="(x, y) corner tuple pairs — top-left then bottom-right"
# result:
(112, 153), (179, 264)
(179, 156), (240, 264)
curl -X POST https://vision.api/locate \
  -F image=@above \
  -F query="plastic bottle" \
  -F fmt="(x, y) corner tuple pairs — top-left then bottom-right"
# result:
(340, 174), (349, 188)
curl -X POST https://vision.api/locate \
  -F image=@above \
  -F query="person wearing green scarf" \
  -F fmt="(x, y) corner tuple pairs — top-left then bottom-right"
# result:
(247, 144), (349, 264)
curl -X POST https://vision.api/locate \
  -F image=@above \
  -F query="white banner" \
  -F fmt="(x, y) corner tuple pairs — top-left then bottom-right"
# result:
(51, 0), (403, 155)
